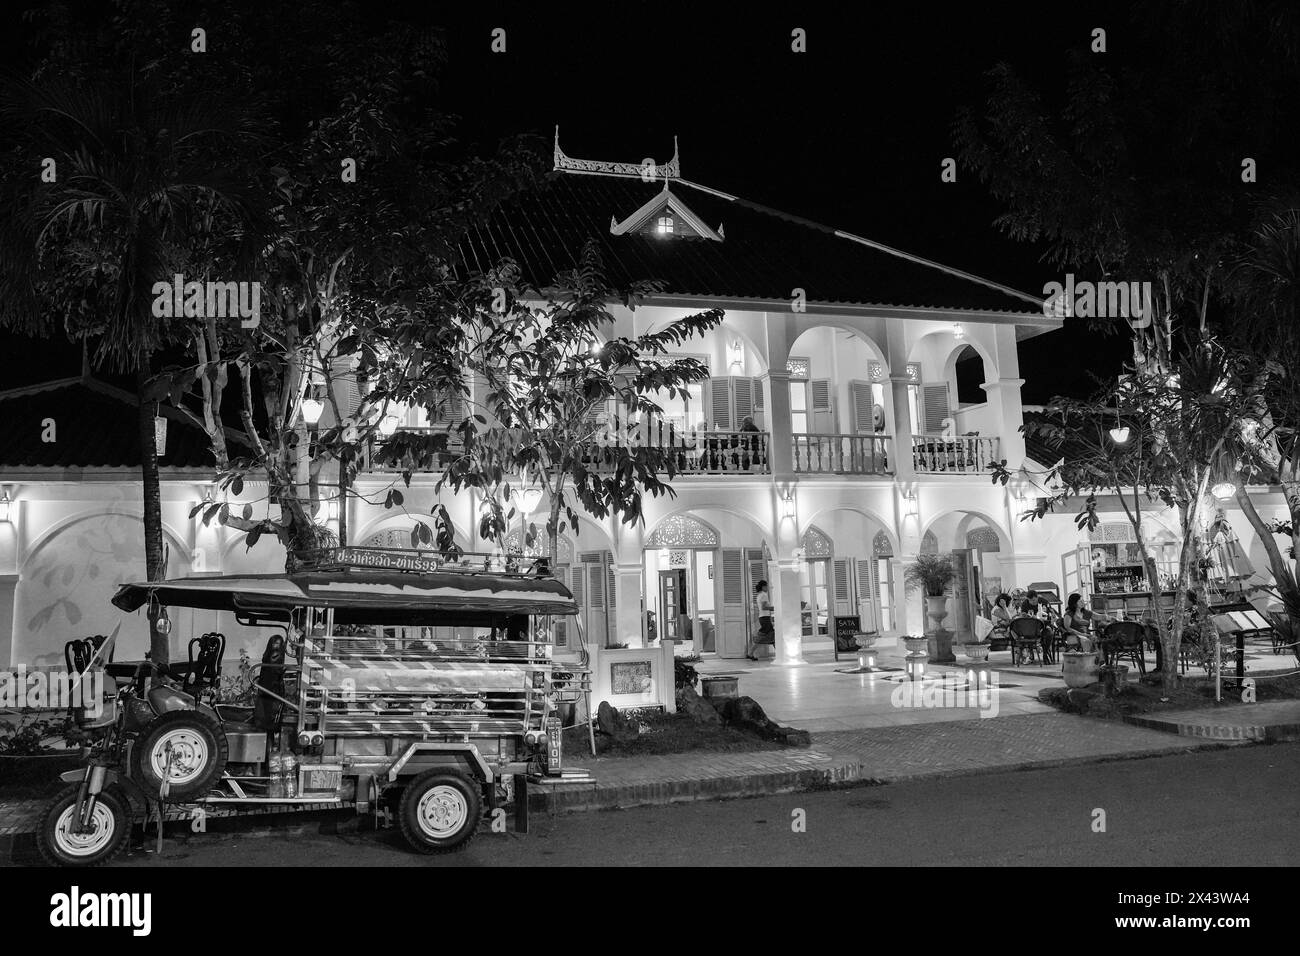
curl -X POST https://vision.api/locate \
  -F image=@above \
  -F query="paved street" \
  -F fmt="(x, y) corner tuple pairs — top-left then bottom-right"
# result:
(31, 743), (1292, 867)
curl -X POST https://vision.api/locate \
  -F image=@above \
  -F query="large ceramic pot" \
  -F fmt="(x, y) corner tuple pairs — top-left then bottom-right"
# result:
(925, 595), (950, 633)
(902, 636), (929, 654)
(1062, 650), (1101, 688)
(962, 642), (991, 662)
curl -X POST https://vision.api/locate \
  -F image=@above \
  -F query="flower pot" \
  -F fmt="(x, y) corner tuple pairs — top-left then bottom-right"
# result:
(925, 594), (950, 633)
(902, 636), (929, 654)
(962, 642), (990, 661)
(1062, 650), (1101, 689)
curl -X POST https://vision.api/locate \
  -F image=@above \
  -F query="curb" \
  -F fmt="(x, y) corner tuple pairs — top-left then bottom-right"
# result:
(532, 739), (1237, 814)
(1123, 713), (1300, 742)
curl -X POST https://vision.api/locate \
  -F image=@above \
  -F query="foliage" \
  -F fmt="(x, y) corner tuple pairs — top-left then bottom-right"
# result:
(903, 554), (957, 596)
(374, 240), (724, 566)
(0, 715), (81, 756)
(214, 649), (256, 704)
(674, 654), (701, 693)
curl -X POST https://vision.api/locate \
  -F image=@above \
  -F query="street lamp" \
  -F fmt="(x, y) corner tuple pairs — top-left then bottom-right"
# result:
(1211, 481), (1237, 501)
(301, 398), (325, 426)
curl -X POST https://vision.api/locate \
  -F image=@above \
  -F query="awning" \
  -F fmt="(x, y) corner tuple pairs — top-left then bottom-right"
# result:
(111, 570), (578, 620)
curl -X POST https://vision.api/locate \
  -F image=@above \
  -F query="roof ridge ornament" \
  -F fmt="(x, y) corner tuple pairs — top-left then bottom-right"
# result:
(554, 126), (681, 179)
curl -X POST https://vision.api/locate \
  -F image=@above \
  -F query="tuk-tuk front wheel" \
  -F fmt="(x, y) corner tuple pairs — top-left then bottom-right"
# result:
(398, 771), (481, 854)
(37, 783), (132, 867)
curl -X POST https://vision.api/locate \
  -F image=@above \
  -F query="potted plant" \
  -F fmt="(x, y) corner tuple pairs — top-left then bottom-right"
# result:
(905, 553), (957, 663)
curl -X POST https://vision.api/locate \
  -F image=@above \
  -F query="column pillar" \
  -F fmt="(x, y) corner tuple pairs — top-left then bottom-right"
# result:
(773, 557), (804, 665)
(981, 378), (1027, 471)
(615, 563), (644, 646)
(0, 574), (18, 668)
(889, 375), (916, 481)
(761, 368), (794, 478)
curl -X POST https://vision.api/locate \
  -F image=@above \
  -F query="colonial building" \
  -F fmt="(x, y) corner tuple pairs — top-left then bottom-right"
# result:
(2, 137), (1288, 681)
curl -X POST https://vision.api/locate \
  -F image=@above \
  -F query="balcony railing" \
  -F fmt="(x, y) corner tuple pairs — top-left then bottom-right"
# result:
(582, 430), (770, 476)
(911, 434), (1000, 475)
(365, 426), (770, 476)
(792, 434), (893, 475)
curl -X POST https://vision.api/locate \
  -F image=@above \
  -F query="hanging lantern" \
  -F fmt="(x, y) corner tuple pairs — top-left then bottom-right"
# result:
(1211, 482), (1237, 501)
(155, 606), (172, 636)
(154, 415), (168, 457)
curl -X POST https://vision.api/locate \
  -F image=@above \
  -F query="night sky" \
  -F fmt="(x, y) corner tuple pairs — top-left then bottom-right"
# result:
(2, 1), (1141, 401)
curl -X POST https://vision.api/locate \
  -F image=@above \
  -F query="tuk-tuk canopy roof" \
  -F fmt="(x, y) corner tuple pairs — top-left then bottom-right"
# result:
(111, 570), (578, 620)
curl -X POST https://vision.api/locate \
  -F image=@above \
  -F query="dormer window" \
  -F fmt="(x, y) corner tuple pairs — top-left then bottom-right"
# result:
(610, 186), (723, 242)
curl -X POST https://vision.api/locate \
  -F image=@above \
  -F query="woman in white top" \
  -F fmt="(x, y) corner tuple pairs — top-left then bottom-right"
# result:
(750, 580), (775, 659)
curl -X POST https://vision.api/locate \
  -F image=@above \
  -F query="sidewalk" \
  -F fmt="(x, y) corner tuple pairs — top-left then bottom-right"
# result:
(1124, 700), (1300, 742)
(536, 712), (1234, 812)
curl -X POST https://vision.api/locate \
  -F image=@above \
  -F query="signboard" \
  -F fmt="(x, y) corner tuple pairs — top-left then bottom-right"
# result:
(611, 660), (653, 695)
(833, 615), (861, 659)
(330, 547), (442, 572)
(546, 715), (562, 771)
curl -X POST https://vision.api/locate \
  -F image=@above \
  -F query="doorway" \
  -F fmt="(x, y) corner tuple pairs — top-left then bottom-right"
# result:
(799, 559), (831, 643)
(658, 568), (688, 642)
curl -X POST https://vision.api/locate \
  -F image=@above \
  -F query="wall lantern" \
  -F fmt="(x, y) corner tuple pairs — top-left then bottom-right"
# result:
(904, 491), (918, 517)
(782, 490), (796, 519)
(154, 414), (168, 457)
(301, 398), (325, 426)
(1211, 481), (1237, 501)
(951, 323), (965, 341)
(327, 498), (340, 522)
(520, 487), (544, 516)
(0, 492), (11, 523)
(729, 338), (744, 372)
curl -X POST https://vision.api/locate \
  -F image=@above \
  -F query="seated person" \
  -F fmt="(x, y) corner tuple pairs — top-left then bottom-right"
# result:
(990, 593), (1014, 632)
(1061, 593), (1094, 651)
(1018, 590), (1043, 618)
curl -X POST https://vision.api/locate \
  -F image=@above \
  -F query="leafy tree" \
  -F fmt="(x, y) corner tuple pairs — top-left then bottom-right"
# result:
(376, 241), (724, 570)
(1224, 210), (1300, 658)
(1001, 341), (1266, 691)
(0, 22), (261, 664)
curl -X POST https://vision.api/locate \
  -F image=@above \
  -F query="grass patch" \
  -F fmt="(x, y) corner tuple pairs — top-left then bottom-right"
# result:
(1041, 672), (1300, 720)
(563, 710), (788, 759)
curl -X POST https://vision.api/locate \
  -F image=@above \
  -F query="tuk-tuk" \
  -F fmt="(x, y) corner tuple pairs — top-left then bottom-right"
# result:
(37, 547), (592, 867)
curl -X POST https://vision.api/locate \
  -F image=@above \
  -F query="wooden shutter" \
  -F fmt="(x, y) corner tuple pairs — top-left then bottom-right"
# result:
(586, 563), (606, 644)
(733, 377), (754, 425)
(720, 548), (745, 658)
(710, 378), (733, 430)
(831, 557), (853, 615)
(851, 381), (875, 434)
(751, 377), (766, 428)
(607, 560), (617, 642)
(553, 566), (569, 648)
(921, 383), (950, 434)
(811, 379), (834, 433)
(855, 558), (877, 631)
(432, 384), (464, 424)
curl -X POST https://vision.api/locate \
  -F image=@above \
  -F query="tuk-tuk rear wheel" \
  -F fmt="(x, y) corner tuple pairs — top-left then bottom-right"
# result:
(398, 771), (481, 854)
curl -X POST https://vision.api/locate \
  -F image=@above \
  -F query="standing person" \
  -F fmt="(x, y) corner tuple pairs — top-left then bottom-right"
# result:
(750, 579), (775, 660)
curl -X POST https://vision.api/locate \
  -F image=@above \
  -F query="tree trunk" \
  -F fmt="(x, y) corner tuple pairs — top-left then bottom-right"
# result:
(136, 370), (169, 668)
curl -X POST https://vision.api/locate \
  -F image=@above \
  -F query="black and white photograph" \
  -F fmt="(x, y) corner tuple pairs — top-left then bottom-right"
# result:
(0, 0), (1294, 919)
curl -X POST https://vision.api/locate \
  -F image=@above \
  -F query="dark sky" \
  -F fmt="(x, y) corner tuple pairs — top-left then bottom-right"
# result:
(3, 1), (1141, 401)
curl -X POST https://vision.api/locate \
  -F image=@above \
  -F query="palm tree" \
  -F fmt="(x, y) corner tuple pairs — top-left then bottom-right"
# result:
(0, 68), (259, 665)
(1227, 210), (1300, 658)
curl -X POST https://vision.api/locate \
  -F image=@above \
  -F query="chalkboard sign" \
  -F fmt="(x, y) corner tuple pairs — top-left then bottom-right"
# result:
(833, 615), (862, 659)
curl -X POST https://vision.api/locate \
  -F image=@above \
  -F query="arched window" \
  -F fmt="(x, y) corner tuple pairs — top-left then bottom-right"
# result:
(920, 530), (939, 555)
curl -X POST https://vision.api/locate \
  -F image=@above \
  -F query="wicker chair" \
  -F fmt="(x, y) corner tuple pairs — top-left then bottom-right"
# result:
(1101, 621), (1147, 676)
(1009, 617), (1045, 666)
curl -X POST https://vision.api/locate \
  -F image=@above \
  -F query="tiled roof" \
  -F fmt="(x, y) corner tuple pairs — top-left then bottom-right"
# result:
(459, 169), (1048, 317)
(0, 377), (227, 470)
